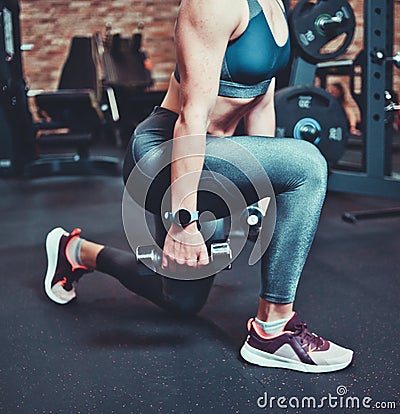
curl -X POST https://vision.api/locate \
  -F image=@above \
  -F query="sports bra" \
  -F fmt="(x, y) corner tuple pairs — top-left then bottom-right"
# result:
(174, 0), (290, 99)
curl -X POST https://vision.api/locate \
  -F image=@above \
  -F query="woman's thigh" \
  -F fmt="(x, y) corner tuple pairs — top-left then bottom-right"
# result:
(205, 135), (327, 197)
(124, 108), (327, 217)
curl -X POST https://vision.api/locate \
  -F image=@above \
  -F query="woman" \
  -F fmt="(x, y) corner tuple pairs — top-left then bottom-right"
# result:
(44, 0), (353, 373)
(328, 81), (362, 136)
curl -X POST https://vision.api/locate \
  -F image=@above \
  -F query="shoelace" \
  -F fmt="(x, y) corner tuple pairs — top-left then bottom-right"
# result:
(59, 276), (73, 290)
(294, 321), (324, 350)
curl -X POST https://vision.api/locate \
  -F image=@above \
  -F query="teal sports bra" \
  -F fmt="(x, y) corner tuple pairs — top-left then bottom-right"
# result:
(174, 0), (290, 98)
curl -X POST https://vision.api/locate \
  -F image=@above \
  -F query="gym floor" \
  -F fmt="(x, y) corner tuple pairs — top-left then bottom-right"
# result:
(1, 139), (399, 413)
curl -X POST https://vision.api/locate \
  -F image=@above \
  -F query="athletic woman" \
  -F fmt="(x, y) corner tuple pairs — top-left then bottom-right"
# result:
(44, 0), (353, 373)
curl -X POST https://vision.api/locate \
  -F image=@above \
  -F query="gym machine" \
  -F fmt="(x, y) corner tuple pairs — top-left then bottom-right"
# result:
(274, 0), (356, 166)
(0, 0), (35, 176)
(94, 26), (166, 147)
(0, 1), (160, 178)
(274, 0), (400, 201)
(288, 0), (356, 85)
(0, 0), (122, 178)
(329, 0), (400, 201)
(25, 35), (121, 178)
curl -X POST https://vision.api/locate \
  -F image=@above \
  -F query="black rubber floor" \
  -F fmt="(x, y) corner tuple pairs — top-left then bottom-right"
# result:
(1, 171), (399, 413)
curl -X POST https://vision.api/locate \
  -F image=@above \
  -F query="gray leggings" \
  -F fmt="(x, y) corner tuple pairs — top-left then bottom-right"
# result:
(97, 106), (327, 314)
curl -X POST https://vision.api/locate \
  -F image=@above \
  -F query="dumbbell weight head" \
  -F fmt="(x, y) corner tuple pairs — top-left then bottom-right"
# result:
(210, 241), (232, 271)
(239, 205), (264, 240)
(135, 245), (162, 272)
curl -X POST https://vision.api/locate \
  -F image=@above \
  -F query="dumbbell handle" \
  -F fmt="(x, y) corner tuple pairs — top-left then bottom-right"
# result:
(136, 241), (232, 272)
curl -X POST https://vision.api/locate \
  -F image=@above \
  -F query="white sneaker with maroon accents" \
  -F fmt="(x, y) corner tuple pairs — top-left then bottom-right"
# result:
(44, 227), (89, 305)
(240, 312), (354, 373)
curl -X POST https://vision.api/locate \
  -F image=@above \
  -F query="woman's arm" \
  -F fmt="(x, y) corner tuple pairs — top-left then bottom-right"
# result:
(162, 0), (241, 269)
(243, 78), (277, 137)
(343, 101), (362, 135)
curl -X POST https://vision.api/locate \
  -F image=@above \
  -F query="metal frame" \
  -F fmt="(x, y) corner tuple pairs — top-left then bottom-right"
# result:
(328, 0), (400, 199)
(289, 57), (317, 86)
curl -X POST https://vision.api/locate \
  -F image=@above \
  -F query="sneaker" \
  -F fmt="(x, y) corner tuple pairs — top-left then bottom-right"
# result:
(44, 227), (89, 305)
(240, 312), (354, 373)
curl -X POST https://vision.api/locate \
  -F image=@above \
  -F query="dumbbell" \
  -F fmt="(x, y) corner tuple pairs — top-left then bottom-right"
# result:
(136, 240), (232, 273)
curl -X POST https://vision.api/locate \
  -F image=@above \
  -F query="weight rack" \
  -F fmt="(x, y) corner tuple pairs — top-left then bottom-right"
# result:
(327, 0), (400, 200)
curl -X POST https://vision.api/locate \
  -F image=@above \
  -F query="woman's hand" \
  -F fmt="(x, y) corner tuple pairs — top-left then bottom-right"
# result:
(350, 125), (362, 136)
(162, 223), (209, 271)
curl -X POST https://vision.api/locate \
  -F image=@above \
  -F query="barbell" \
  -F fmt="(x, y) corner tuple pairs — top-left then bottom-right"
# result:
(289, 0), (356, 63)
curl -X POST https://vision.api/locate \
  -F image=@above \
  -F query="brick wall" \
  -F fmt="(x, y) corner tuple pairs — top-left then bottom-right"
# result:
(20, 0), (399, 94)
(20, 0), (179, 91)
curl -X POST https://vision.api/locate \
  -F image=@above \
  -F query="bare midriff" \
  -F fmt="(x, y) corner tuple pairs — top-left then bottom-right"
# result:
(161, 74), (264, 137)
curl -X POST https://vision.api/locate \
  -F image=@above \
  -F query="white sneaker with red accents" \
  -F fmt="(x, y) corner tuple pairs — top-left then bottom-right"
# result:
(44, 227), (89, 305)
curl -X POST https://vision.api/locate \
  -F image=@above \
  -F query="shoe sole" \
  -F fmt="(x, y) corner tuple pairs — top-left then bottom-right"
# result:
(240, 342), (353, 373)
(44, 227), (76, 305)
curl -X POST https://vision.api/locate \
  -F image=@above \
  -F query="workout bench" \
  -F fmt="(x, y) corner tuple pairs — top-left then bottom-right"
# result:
(25, 36), (120, 178)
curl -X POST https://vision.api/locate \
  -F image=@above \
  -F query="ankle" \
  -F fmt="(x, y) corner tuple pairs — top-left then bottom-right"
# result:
(65, 236), (86, 271)
(256, 298), (294, 323)
(80, 239), (104, 269)
(255, 316), (291, 334)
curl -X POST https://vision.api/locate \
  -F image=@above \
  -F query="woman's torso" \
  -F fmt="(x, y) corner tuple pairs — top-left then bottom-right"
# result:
(161, 0), (289, 137)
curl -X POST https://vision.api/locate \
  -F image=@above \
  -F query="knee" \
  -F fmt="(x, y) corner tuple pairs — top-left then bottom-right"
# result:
(162, 278), (213, 317)
(296, 141), (328, 188)
(164, 296), (206, 317)
(309, 144), (328, 183)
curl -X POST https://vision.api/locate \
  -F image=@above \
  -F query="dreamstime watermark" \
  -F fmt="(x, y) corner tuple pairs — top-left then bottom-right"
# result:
(122, 135), (277, 280)
(256, 385), (397, 410)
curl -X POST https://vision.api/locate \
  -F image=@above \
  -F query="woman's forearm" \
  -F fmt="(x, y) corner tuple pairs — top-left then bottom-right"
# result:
(170, 117), (207, 213)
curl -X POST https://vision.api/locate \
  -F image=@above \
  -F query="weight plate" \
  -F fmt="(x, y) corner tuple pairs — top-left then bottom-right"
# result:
(275, 85), (349, 163)
(290, 0), (356, 63)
